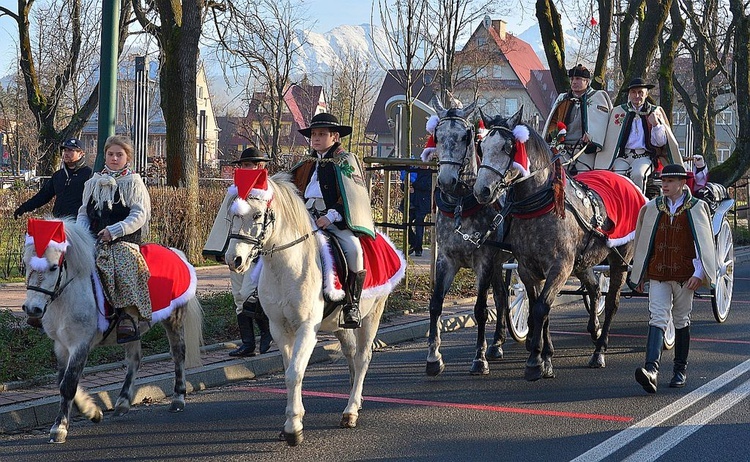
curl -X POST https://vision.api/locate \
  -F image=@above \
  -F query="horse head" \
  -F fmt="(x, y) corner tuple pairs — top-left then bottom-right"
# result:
(224, 182), (276, 274)
(22, 218), (95, 320)
(430, 95), (477, 194)
(474, 107), (542, 204)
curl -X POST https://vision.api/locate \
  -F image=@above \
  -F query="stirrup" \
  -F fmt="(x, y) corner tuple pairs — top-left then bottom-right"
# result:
(116, 312), (140, 344)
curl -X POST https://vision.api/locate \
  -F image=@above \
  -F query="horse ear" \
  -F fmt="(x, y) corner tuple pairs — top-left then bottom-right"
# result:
(479, 107), (492, 127)
(430, 94), (447, 117)
(462, 101), (477, 117)
(508, 106), (524, 128)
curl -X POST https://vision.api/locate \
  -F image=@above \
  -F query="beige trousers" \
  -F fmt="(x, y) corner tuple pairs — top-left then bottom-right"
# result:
(648, 279), (693, 330)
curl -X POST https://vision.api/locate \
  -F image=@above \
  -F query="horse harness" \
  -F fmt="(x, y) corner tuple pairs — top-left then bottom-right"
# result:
(434, 115), (478, 190)
(25, 256), (74, 317)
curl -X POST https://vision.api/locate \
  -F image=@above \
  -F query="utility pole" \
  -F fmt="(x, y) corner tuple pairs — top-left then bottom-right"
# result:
(95, 0), (121, 171)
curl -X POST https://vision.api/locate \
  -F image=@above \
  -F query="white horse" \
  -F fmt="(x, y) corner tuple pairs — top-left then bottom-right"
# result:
(224, 173), (404, 446)
(22, 218), (203, 443)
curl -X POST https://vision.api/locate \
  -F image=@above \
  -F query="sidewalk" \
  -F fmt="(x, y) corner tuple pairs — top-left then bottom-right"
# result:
(3, 246), (748, 435)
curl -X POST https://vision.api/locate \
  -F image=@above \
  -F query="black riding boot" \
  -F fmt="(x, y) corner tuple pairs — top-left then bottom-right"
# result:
(340, 270), (366, 329)
(255, 303), (273, 354)
(242, 290), (262, 319)
(670, 326), (690, 388)
(635, 326), (663, 394)
(116, 308), (140, 344)
(229, 312), (256, 357)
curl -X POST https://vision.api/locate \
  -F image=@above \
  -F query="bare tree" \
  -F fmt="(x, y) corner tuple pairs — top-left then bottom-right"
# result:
(0, 0), (130, 175)
(372, 0), (435, 158)
(132, 0), (206, 259)
(211, 0), (307, 160)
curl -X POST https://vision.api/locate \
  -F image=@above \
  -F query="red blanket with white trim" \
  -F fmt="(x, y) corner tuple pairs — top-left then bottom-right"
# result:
(574, 170), (647, 247)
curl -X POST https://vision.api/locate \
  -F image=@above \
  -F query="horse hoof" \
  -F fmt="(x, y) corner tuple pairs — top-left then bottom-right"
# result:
(113, 404), (130, 417)
(282, 430), (304, 447)
(49, 428), (67, 444)
(168, 400), (185, 413)
(486, 345), (504, 361)
(91, 408), (103, 423)
(426, 359), (445, 376)
(542, 360), (555, 379)
(524, 366), (542, 382)
(588, 353), (606, 368)
(470, 359), (490, 375)
(340, 413), (358, 428)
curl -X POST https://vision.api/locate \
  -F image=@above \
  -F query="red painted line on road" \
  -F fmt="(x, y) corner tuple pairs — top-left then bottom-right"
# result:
(553, 330), (750, 345)
(248, 386), (633, 422)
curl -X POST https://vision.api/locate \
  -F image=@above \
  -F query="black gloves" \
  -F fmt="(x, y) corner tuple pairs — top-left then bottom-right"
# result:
(13, 207), (24, 220)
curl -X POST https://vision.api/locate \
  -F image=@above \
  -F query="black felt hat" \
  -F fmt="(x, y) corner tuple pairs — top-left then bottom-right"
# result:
(626, 78), (655, 91)
(568, 64), (591, 79)
(230, 147), (271, 165)
(298, 113), (352, 138)
(658, 164), (692, 179)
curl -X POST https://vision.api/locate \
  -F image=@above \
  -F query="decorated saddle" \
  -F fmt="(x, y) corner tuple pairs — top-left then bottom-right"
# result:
(574, 170), (647, 247)
(94, 243), (197, 331)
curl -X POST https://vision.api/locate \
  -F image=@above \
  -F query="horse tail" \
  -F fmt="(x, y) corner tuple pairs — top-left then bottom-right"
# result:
(183, 297), (205, 369)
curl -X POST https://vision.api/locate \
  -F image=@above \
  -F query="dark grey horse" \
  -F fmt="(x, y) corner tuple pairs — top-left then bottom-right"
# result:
(426, 97), (516, 376)
(474, 109), (636, 381)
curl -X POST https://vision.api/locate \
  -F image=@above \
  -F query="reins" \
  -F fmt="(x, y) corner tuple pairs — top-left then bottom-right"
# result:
(25, 258), (74, 316)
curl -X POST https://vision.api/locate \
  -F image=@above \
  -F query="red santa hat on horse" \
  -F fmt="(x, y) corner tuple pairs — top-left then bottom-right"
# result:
(229, 169), (274, 216)
(25, 218), (68, 271)
(421, 114), (439, 162)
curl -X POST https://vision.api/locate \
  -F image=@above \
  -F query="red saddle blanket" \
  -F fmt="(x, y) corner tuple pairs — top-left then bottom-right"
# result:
(318, 231), (406, 301)
(95, 244), (197, 331)
(574, 170), (647, 247)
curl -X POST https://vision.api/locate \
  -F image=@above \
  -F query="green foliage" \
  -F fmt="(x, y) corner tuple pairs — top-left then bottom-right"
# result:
(0, 310), (56, 383)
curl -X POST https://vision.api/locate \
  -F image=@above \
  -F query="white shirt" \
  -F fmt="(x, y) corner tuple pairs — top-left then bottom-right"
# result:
(625, 105), (667, 150)
(303, 152), (343, 224)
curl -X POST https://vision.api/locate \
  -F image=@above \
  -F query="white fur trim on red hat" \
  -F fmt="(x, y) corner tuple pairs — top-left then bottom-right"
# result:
(421, 147), (436, 162)
(25, 234), (68, 271)
(426, 115), (439, 134)
(512, 125), (530, 143)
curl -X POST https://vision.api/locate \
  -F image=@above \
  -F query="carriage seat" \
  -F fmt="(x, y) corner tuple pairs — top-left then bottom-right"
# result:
(696, 182), (729, 213)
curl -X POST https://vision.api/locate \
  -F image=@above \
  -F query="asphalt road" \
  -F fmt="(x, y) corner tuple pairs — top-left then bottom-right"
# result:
(2, 266), (749, 461)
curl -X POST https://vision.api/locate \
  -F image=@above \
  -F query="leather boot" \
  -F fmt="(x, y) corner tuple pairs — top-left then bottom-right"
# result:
(229, 312), (257, 357)
(670, 326), (690, 388)
(340, 270), (366, 329)
(256, 303), (273, 354)
(242, 290), (262, 319)
(635, 326), (663, 394)
(116, 308), (140, 344)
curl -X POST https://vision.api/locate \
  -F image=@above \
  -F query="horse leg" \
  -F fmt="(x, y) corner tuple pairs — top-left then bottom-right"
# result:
(50, 346), (90, 443)
(590, 260), (628, 368)
(487, 265), (508, 361)
(339, 297), (387, 429)
(281, 321), (319, 447)
(73, 386), (103, 424)
(163, 318), (188, 412)
(426, 259), (457, 376)
(525, 272), (567, 381)
(114, 341), (143, 416)
(578, 269), (603, 344)
(470, 268), (493, 375)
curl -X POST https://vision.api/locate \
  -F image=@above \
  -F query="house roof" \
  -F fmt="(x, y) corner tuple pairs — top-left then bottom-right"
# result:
(242, 84), (324, 147)
(365, 70), (437, 135)
(483, 20), (557, 117)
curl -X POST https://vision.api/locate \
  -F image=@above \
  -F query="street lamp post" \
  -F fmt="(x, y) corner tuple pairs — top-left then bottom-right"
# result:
(94, 0), (121, 172)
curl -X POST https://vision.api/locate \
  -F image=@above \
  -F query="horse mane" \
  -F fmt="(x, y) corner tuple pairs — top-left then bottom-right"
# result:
(268, 172), (316, 241)
(488, 115), (551, 170)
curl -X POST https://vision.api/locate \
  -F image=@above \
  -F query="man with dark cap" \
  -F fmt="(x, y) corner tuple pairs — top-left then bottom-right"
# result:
(290, 113), (376, 328)
(203, 147), (273, 356)
(629, 164), (715, 394)
(14, 138), (92, 219)
(542, 64), (612, 173)
(597, 78), (683, 191)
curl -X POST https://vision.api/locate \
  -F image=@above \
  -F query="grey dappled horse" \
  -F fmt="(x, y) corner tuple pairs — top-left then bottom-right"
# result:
(426, 97), (514, 376)
(22, 218), (203, 443)
(224, 173), (403, 446)
(474, 109), (634, 381)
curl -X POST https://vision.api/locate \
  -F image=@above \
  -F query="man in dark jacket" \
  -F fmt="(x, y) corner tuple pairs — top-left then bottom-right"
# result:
(14, 138), (92, 219)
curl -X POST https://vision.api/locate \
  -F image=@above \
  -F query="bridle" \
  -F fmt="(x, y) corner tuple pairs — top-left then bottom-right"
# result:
(227, 197), (312, 257)
(477, 125), (519, 190)
(25, 255), (74, 316)
(434, 115), (476, 190)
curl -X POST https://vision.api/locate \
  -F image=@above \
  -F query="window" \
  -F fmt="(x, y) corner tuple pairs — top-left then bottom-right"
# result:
(457, 66), (472, 80)
(477, 36), (487, 48)
(672, 111), (686, 126)
(717, 110), (733, 126)
(493, 64), (503, 78)
(717, 148), (731, 163)
(505, 98), (518, 116)
(198, 86), (204, 99)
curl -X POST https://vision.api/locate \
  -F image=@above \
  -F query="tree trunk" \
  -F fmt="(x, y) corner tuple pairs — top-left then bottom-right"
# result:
(536, 0), (567, 94)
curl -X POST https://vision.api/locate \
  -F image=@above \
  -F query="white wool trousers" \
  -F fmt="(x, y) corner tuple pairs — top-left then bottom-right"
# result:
(648, 279), (694, 331)
(326, 225), (364, 273)
(612, 156), (653, 191)
(230, 267), (258, 315)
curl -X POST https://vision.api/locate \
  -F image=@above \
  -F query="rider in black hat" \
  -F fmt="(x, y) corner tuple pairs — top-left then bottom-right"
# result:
(290, 113), (375, 329)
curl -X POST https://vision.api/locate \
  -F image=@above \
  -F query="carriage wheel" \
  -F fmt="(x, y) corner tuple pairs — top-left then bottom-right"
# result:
(582, 272), (608, 317)
(711, 219), (734, 323)
(504, 266), (529, 343)
(663, 316), (675, 350)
